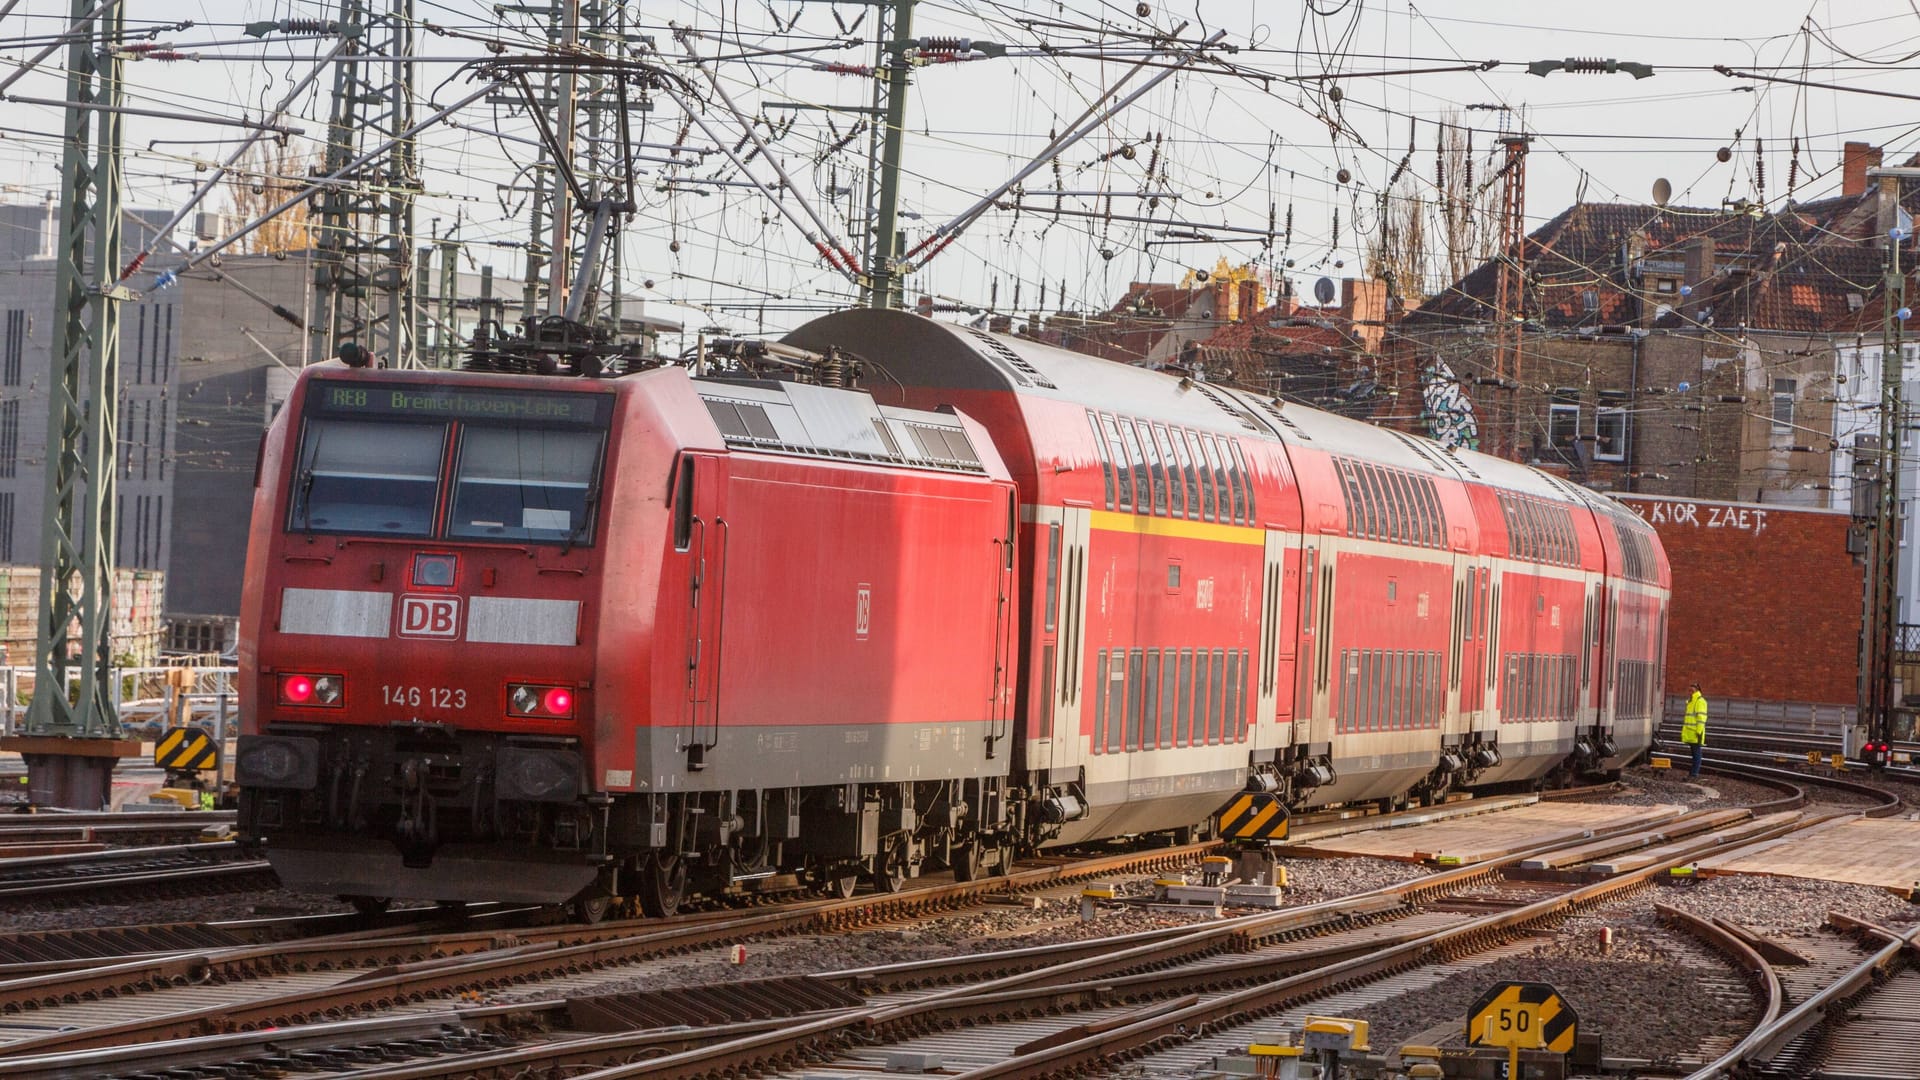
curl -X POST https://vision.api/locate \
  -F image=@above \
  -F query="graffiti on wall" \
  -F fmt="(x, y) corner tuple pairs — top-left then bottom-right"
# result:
(1421, 358), (1479, 451)
(1631, 500), (1771, 536)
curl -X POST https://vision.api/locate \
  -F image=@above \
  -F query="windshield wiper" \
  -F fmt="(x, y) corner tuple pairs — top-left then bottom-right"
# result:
(556, 455), (599, 549)
(296, 469), (317, 532)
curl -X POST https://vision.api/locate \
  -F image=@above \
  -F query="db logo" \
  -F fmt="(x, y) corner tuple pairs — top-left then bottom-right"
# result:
(854, 584), (872, 640)
(399, 595), (461, 638)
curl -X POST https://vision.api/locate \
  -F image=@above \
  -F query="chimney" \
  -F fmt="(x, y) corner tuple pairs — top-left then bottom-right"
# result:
(1682, 235), (1715, 303)
(1842, 141), (1883, 198)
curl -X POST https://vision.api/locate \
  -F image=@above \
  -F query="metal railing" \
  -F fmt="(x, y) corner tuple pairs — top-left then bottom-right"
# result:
(0, 665), (240, 746)
(1661, 693), (1856, 731)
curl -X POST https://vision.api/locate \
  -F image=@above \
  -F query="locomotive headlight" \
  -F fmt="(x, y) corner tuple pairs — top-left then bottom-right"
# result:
(510, 684), (539, 715)
(278, 672), (345, 708)
(507, 682), (576, 719)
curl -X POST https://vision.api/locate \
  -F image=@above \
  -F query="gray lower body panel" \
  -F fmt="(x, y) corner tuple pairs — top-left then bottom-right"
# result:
(631, 720), (1007, 792)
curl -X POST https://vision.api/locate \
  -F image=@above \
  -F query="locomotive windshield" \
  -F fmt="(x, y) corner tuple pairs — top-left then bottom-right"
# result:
(288, 379), (612, 545)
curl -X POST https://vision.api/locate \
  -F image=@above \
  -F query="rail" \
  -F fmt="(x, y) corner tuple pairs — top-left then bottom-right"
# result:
(1681, 917), (1920, 1079)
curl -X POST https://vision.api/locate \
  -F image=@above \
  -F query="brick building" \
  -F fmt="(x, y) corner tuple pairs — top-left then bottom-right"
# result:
(1394, 142), (1918, 505)
(1618, 494), (1859, 710)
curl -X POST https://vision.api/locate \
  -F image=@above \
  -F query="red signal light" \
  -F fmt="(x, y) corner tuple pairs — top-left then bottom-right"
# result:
(543, 688), (573, 716)
(283, 675), (314, 703)
(507, 682), (577, 719)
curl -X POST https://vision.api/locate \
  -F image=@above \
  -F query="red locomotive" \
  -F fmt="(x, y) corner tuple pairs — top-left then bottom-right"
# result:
(237, 308), (1668, 916)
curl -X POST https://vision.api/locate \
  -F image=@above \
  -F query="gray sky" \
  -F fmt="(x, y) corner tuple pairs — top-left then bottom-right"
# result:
(2, 1), (1917, 339)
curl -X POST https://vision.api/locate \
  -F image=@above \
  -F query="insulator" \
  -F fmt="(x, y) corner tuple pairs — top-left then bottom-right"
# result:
(916, 36), (970, 55)
(814, 62), (874, 76)
(1753, 137), (1764, 196)
(1331, 207), (1340, 248)
(1284, 203), (1293, 246)
(1563, 57), (1611, 73)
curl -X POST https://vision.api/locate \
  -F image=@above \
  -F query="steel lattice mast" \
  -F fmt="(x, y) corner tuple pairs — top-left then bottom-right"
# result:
(308, 0), (418, 368)
(9, 0), (134, 807)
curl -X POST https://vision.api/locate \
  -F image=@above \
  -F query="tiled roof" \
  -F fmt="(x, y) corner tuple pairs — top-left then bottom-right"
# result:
(1405, 184), (1920, 336)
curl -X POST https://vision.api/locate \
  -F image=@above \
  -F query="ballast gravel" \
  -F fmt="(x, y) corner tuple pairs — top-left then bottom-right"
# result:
(6, 888), (358, 933)
(1567, 766), (1783, 810)
(506, 856), (1434, 1000)
(1654, 873), (1920, 934)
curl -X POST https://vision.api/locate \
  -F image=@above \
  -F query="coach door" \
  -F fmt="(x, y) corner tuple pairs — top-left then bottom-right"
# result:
(1038, 506), (1092, 775)
(673, 452), (729, 769)
(1254, 531), (1289, 750)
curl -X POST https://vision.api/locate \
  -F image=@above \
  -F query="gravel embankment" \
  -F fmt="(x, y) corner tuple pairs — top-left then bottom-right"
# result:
(507, 856), (1434, 999)
(1566, 766), (1785, 810)
(6, 888), (359, 933)
(1654, 874), (1920, 934)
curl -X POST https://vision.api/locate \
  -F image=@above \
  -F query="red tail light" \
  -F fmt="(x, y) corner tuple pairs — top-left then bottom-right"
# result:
(508, 683), (576, 719)
(278, 673), (344, 707)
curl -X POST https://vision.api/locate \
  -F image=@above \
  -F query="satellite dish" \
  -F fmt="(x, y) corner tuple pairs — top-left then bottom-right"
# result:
(1652, 177), (1672, 207)
(1313, 276), (1337, 305)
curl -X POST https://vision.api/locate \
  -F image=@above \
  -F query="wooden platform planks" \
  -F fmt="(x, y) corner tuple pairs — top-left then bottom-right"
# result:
(1694, 815), (1920, 897)
(1279, 801), (1689, 864)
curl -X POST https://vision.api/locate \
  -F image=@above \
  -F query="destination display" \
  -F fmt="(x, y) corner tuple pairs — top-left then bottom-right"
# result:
(309, 380), (613, 425)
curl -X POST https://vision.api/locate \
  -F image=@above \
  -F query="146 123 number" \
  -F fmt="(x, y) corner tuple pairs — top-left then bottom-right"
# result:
(382, 685), (467, 709)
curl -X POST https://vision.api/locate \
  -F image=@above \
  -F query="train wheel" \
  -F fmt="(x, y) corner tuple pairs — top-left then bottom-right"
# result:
(346, 895), (391, 917)
(638, 855), (687, 918)
(990, 837), (1014, 877)
(950, 837), (984, 882)
(570, 892), (614, 924)
(871, 837), (908, 894)
(816, 863), (860, 899)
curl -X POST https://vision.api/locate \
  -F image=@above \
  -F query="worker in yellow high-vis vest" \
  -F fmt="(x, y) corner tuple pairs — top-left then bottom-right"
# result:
(1681, 681), (1708, 778)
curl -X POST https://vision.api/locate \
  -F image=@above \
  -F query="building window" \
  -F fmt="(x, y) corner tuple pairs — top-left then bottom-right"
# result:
(2, 310), (22, 386)
(0, 400), (17, 480)
(1580, 290), (1598, 312)
(1595, 407), (1627, 462)
(1655, 278), (1677, 294)
(1771, 378), (1796, 435)
(0, 491), (13, 562)
(1549, 402), (1580, 448)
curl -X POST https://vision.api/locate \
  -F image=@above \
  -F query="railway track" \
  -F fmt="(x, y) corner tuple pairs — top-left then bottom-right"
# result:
(1667, 909), (1920, 1079)
(0, 771), (1850, 1080)
(0, 841), (274, 906)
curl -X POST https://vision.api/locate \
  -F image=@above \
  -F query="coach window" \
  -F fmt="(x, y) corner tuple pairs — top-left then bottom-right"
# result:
(1137, 421), (1169, 515)
(1158, 651), (1178, 747)
(1044, 524), (1061, 632)
(1187, 430), (1217, 521)
(1133, 650), (1153, 751)
(1223, 651), (1242, 742)
(1359, 465), (1387, 541)
(1211, 436), (1243, 524)
(1170, 428), (1200, 518)
(1093, 649), (1108, 752)
(1106, 652), (1127, 754)
(1208, 648), (1227, 743)
(1152, 424), (1185, 517)
(1230, 441), (1257, 523)
(1119, 420), (1150, 516)
(1382, 470), (1406, 544)
(1391, 470), (1418, 544)
(1087, 412), (1115, 510)
(1176, 649), (1195, 746)
(1100, 415), (1132, 511)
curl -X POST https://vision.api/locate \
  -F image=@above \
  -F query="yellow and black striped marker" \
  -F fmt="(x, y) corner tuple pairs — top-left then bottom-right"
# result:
(1217, 791), (1289, 841)
(1466, 981), (1578, 1055)
(153, 726), (218, 771)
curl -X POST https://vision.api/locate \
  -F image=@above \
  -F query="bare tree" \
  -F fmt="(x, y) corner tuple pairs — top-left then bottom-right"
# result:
(224, 140), (314, 254)
(1431, 114), (1496, 291)
(1366, 176), (1429, 303)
